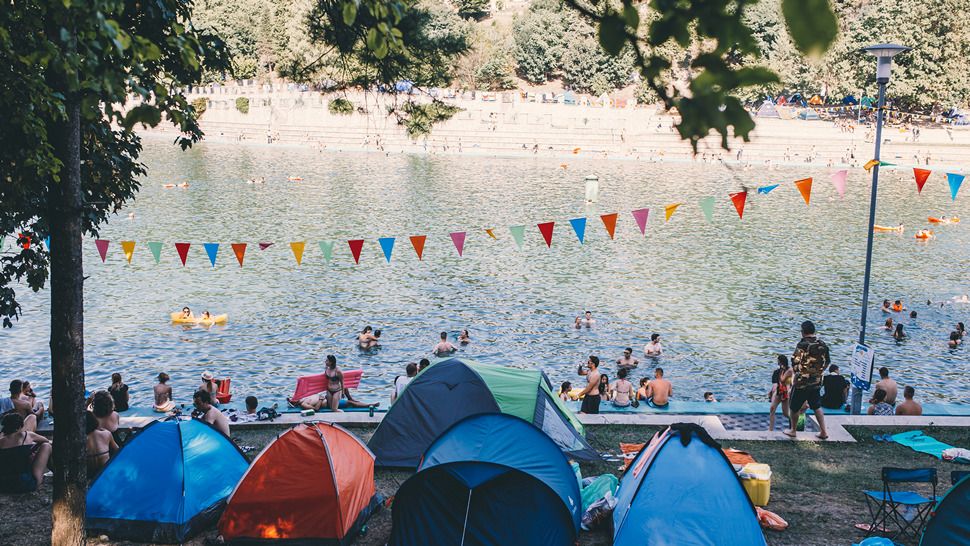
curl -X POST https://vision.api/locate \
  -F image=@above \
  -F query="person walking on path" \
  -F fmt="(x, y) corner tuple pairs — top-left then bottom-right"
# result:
(783, 321), (830, 440)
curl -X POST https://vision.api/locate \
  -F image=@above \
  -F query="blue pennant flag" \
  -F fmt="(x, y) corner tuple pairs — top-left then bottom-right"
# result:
(569, 217), (587, 244)
(757, 184), (780, 195)
(203, 242), (219, 267)
(947, 173), (965, 201)
(45, 236), (50, 250)
(378, 237), (395, 263)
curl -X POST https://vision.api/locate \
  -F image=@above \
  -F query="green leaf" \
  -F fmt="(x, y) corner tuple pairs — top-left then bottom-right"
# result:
(782, 0), (838, 56)
(342, 1), (358, 26)
(598, 13), (626, 56)
(622, 3), (639, 31)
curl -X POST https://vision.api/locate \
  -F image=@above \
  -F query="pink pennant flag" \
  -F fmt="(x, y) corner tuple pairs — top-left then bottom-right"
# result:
(94, 239), (110, 263)
(258, 242), (274, 251)
(631, 208), (649, 235)
(450, 231), (466, 257)
(831, 170), (847, 198)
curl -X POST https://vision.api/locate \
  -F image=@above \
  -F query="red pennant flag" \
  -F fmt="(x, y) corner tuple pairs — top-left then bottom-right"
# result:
(537, 221), (555, 247)
(231, 243), (247, 266)
(18, 234), (31, 249)
(175, 242), (190, 266)
(410, 235), (426, 260)
(600, 213), (618, 239)
(258, 242), (273, 250)
(94, 239), (110, 262)
(794, 178), (813, 205)
(913, 168), (931, 194)
(348, 239), (364, 264)
(729, 191), (747, 219)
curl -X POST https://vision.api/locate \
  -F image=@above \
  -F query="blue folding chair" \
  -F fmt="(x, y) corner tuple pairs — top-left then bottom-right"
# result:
(863, 467), (937, 541)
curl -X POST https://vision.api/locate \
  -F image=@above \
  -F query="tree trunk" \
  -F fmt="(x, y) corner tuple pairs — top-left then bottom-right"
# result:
(49, 92), (87, 546)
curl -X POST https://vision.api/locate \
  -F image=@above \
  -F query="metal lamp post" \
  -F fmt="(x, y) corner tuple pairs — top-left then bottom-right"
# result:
(851, 43), (911, 415)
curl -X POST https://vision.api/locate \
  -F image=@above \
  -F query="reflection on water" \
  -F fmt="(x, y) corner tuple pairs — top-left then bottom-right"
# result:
(2, 139), (968, 406)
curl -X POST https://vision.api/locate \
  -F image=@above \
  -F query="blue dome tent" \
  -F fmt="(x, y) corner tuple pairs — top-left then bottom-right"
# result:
(920, 474), (970, 545)
(86, 418), (249, 543)
(613, 423), (767, 545)
(389, 413), (582, 546)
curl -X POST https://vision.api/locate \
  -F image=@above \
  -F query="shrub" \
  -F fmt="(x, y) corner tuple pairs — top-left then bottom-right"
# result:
(399, 101), (461, 138)
(235, 97), (250, 114)
(328, 97), (354, 115)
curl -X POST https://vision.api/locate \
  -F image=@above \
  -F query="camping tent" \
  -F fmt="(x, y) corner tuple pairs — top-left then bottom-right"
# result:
(756, 101), (780, 118)
(389, 413), (582, 546)
(613, 423), (767, 545)
(368, 357), (598, 467)
(920, 474), (970, 545)
(219, 422), (381, 544)
(86, 418), (249, 543)
(799, 109), (821, 120)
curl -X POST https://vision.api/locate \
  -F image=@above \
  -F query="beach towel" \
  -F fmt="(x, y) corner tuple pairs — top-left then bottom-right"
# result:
(891, 430), (968, 463)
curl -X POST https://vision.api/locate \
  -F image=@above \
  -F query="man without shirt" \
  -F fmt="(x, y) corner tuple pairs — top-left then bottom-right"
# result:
(875, 367), (898, 406)
(895, 386), (922, 416)
(194, 389), (230, 437)
(616, 347), (639, 368)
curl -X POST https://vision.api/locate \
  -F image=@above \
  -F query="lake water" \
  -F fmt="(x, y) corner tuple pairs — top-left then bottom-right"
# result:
(2, 139), (968, 407)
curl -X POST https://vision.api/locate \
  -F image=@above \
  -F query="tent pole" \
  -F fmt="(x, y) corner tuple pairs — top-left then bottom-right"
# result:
(459, 489), (473, 546)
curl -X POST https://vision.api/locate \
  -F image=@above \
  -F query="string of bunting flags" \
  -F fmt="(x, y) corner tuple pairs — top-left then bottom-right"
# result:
(3, 166), (964, 267)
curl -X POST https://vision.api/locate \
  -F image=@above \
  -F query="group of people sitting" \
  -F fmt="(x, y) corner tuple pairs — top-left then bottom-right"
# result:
(560, 356), (673, 414)
(297, 355), (380, 413)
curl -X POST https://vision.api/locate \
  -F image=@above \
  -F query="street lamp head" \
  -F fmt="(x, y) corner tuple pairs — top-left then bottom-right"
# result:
(862, 43), (911, 83)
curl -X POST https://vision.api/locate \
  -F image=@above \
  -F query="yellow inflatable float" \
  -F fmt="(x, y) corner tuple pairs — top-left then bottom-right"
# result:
(873, 224), (903, 233)
(170, 312), (228, 325)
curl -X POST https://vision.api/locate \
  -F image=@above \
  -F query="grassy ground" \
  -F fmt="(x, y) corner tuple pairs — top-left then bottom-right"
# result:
(1, 424), (966, 546)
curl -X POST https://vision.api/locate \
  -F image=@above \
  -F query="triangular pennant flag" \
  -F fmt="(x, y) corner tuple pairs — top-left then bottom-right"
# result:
(537, 221), (555, 247)
(348, 239), (364, 264)
(794, 178), (813, 205)
(947, 173), (965, 201)
(757, 184), (779, 195)
(600, 213), (618, 239)
(18, 234), (31, 249)
(485, 229), (496, 240)
(120, 241), (135, 264)
(0, 235), (4, 250)
(318, 240), (334, 262)
(569, 217), (587, 244)
(699, 197), (715, 223)
(231, 243), (247, 266)
(258, 242), (273, 251)
(631, 208), (649, 235)
(378, 237), (395, 263)
(203, 243), (219, 267)
(913, 168), (931, 194)
(509, 225), (525, 249)
(290, 242), (305, 265)
(95, 239), (110, 262)
(147, 242), (163, 264)
(863, 159), (879, 172)
(880, 161), (895, 167)
(450, 232), (466, 257)
(831, 170), (847, 198)
(174, 242), (190, 266)
(664, 203), (681, 222)
(729, 191), (747, 219)
(409, 235), (426, 260)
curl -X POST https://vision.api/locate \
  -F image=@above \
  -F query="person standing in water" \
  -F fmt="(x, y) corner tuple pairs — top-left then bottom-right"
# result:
(644, 333), (663, 356)
(433, 332), (458, 356)
(358, 326), (379, 349)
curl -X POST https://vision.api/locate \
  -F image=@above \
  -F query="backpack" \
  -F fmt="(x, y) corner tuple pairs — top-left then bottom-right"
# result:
(792, 337), (829, 389)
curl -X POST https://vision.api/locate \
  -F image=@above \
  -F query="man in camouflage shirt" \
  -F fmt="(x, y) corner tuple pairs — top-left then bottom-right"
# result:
(783, 321), (830, 440)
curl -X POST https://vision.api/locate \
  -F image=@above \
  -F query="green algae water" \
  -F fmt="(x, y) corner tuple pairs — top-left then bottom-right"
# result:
(2, 139), (968, 406)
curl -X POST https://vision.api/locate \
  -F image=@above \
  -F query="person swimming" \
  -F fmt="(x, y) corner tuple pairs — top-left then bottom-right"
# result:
(180, 307), (193, 320)
(949, 331), (962, 348)
(880, 300), (892, 313)
(893, 323), (906, 341)
(458, 329), (471, 344)
(580, 311), (595, 328)
(358, 326), (379, 349)
(201, 311), (212, 321)
(883, 317), (894, 330)
(432, 332), (458, 356)
(957, 322), (966, 338)
(891, 300), (906, 312)
(573, 317), (582, 329)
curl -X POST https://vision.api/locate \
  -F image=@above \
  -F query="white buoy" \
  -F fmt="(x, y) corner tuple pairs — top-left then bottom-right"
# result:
(584, 175), (600, 203)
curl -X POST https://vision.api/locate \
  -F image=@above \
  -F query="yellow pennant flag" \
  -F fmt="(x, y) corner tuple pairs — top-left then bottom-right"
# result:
(485, 228), (496, 240)
(664, 203), (682, 222)
(120, 241), (135, 264)
(863, 159), (879, 172)
(290, 241), (306, 266)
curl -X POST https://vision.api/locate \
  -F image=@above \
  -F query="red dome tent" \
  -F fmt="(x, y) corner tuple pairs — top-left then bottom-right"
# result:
(219, 422), (381, 544)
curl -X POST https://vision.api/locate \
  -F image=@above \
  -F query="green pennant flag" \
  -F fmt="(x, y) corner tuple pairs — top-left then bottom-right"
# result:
(509, 225), (525, 250)
(699, 196), (715, 223)
(318, 240), (334, 262)
(0, 235), (4, 251)
(147, 241), (163, 264)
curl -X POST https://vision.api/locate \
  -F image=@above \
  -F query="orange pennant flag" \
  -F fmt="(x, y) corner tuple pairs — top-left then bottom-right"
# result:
(729, 192), (747, 219)
(290, 241), (305, 266)
(600, 213), (618, 239)
(231, 243), (247, 266)
(913, 168), (931, 194)
(485, 228), (496, 240)
(120, 241), (135, 264)
(664, 203), (681, 222)
(410, 235), (426, 260)
(794, 178), (813, 205)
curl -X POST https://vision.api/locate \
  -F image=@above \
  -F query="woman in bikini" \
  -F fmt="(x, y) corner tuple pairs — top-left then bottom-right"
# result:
(85, 411), (118, 475)
(611, 368), (634, 408)
(324, 355), (344, 412)
(0, 413), (52, 493)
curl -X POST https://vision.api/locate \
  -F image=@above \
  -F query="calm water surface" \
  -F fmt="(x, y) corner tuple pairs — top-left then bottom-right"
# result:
(2, 139), (968, 406)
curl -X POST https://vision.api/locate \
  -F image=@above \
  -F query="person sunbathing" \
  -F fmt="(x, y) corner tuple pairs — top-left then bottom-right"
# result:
(0, 413), (52, 493)
(85, 411), (118, 475)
